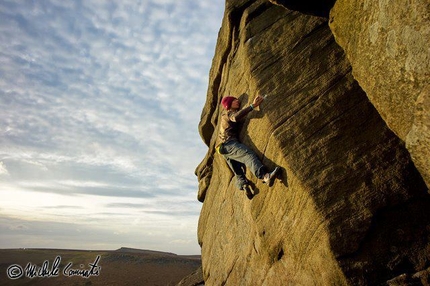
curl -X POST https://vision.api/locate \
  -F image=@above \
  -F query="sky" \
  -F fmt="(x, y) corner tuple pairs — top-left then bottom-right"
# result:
(0, 0), (224, 255)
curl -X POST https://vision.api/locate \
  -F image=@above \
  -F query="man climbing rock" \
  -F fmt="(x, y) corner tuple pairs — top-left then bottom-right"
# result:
(217, 95), (280, 199)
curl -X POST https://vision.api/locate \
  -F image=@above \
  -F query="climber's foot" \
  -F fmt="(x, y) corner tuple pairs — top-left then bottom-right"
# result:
(263, 167), (280, 187)
(243, 184), (254, 200)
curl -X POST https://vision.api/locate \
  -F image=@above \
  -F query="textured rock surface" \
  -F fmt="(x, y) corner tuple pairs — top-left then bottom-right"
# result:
(196, 0), (430, 285)
(329, 0), (430, 188)
(269, 0), (335, 17)
(177, 266), (204, 286)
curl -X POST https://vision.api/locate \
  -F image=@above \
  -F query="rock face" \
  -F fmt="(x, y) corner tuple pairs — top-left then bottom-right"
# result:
(177, 266), (204, 286)
(329, 0), (430, 188)
(196, 0), (430, 285)
(269, 0), (335, 17)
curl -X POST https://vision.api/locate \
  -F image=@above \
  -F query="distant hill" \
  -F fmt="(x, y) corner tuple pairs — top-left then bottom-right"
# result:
(115, 247), (176, 256)
(114, 247), (201, 260)
(0, 247), (201, 286)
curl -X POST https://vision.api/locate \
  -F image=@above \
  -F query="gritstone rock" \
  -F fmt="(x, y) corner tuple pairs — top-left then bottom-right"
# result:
(196, 0), (430, 285)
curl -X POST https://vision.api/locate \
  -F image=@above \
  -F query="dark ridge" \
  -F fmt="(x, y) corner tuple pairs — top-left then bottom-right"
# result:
(271, 0), (336, 17)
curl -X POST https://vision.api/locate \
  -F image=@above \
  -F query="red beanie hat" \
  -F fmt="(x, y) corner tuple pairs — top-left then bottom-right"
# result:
(221, 96), (236, 110)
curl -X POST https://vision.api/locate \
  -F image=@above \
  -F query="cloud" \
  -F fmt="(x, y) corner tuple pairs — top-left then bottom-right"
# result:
(8, 224), (29, 231)
(0, 0), (224, 254)
(106, 201), (201, 217)
(0, 162), (9, 176)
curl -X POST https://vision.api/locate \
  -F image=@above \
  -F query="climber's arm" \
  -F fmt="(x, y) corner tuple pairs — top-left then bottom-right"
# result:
(229, 106), (253, 122)
(229, 95), (264, 122)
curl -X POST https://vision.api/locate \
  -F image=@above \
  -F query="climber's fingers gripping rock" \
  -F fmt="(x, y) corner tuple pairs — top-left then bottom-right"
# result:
(252, 95), (264, 108)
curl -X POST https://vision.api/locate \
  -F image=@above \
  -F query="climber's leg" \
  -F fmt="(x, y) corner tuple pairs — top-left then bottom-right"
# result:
(223, 141), (267, 179)
(225, 158), (249, 190)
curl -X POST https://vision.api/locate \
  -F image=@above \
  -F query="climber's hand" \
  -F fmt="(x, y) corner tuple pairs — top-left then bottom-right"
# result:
(252, 95), (264, 108)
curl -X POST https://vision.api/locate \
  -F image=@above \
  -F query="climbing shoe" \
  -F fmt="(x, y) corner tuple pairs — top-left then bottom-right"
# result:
(242, 184), (254, 200)
(263, 167), (280, 187)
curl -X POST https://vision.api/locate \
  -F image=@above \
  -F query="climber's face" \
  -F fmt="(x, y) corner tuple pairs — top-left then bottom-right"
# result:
(231, 99), (240, 109)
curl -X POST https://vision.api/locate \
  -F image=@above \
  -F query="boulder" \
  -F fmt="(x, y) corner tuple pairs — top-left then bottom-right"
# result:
(196, 0), (430, 285)
(177, 266), (204, 286)
(269, 0), (335, 17)
(329, 0), (430, 188)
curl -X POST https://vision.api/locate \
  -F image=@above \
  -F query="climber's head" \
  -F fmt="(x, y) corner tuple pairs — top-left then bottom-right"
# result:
(221, 96), (239, 110)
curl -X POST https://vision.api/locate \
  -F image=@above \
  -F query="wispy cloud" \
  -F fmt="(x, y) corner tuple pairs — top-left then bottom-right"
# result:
(0, 0), (223, 254)
(0, 162), (9, 176)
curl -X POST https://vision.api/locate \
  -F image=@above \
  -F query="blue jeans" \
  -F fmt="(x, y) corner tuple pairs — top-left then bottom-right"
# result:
(222, 140), (267, 190)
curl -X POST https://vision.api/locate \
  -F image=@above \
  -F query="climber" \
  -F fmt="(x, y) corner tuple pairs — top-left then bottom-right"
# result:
(216, 95), (280, 199)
